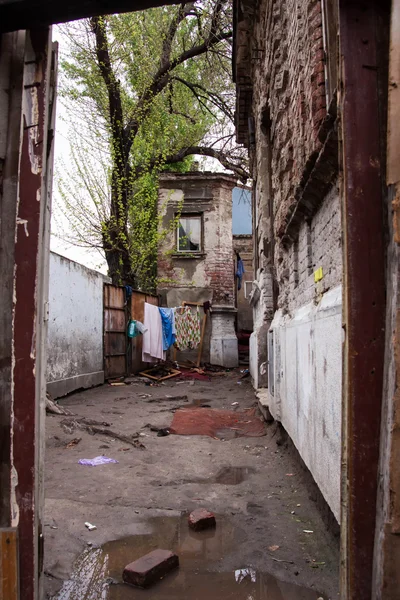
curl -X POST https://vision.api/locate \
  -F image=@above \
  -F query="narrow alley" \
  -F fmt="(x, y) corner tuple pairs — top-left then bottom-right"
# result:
(44, 371), (339, 599)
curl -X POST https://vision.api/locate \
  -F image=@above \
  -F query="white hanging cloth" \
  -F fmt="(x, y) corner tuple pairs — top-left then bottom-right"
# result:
(142, 302), (166, 363)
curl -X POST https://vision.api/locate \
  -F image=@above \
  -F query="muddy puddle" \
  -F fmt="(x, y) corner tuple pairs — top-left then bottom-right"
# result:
(55, 515), (321, 600)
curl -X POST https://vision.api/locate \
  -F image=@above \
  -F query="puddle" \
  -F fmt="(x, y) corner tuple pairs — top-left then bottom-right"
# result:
(214, 466), (255, 485)
(55, 516), (321, 600)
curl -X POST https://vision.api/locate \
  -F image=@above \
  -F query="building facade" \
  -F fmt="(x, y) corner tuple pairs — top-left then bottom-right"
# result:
(157, 172), (251, 367)
(234, 0), (342, 520)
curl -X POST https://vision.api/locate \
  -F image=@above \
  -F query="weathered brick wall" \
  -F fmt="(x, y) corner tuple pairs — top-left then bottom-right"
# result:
(279, 184), (342, 312)
(157, 173), (237, 306)
(251, 0), (327, 235)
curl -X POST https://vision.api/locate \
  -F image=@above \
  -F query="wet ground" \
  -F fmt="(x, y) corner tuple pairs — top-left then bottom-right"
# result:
(44, 371), (339, 599)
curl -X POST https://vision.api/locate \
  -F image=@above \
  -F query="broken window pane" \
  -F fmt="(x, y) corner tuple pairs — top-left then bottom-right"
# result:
(178, 216), (201, 252)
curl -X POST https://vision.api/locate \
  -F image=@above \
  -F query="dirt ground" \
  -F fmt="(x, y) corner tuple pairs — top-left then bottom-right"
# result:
(44, 370), (339, 599)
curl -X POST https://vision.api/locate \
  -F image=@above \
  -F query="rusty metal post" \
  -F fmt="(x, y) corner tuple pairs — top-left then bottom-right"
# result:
(339, 0), (389, 598)
(12, 27), (52, 600)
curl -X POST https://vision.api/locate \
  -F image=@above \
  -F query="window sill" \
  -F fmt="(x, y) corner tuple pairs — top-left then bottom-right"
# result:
(171, 252), (206, 259)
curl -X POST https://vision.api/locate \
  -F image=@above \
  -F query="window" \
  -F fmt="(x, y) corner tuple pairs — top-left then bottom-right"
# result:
(177, 215), (202, 252)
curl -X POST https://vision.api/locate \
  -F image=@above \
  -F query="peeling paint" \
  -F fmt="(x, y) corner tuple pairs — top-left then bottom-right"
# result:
(16, 216), (29, 236)
(10, 467), (20, 527)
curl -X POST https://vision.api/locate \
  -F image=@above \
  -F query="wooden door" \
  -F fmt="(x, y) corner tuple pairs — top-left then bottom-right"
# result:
(103, 284), (128, 379)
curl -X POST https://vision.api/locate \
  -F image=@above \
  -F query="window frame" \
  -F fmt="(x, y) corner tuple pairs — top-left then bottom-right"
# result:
(176, 213), (203, 254)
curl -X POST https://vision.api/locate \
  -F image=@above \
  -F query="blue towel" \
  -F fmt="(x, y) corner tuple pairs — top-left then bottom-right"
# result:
(236, 258), (245, 290)
(158, 307), (176, 351)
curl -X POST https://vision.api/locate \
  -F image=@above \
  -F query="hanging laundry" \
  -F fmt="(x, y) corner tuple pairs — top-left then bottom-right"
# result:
(158, 307), (176, 351)
(175, 306), (201, 350)
(236, 254), (245, 290)
(142, 302), (165, 363)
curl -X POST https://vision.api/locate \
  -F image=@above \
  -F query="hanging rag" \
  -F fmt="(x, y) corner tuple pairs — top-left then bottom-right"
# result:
(142, 302), (166, 363)
(158, 307), (176, 351)
(175, 306), (201, 351)
(236, 255), (245, 290)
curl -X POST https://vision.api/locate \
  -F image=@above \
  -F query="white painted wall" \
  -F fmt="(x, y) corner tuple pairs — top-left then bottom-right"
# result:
(47, 252), (109, 398)
(268, 286), (342, 521)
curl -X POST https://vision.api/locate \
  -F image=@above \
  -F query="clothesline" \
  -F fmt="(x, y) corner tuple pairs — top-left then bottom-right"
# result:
(141, 301), (208, 364)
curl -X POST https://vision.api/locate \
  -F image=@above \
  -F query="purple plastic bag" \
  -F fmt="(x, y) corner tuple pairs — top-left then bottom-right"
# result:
(78, 456), (119, 466)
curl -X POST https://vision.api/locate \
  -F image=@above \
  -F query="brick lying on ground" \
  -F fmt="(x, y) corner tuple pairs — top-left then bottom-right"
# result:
(188, 508), (216, 531)
(123, 549), (179, 588)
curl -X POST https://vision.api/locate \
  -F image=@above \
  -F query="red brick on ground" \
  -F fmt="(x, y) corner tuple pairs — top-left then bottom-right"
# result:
(123, 549), (179, 588)
(188, 508), (216, 531)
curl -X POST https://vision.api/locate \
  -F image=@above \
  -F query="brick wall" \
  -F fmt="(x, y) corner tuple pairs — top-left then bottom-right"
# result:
(251, 0), (327, 235)
(279, 184), (341, 313)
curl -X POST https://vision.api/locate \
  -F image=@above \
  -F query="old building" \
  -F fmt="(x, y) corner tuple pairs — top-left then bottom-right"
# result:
(234, 0), (341, 520)
(157, 172), (253, 367)
(234, 0), (400, 597)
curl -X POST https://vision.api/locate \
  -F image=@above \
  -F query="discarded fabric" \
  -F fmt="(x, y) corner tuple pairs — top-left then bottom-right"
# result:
(78, 456), (118, 466)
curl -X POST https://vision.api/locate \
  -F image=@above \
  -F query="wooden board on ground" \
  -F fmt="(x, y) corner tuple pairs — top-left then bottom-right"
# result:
(139, 368), (181, 382)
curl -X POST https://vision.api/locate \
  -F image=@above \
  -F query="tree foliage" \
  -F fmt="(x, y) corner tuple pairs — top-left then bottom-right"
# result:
(56, 1), (248, 289)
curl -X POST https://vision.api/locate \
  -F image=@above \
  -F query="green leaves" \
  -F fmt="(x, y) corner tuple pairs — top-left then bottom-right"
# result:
(57, 1), (242, 287)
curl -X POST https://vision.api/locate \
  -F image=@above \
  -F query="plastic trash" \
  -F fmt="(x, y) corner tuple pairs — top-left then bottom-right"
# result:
(85, 522), (97, 531)
(78, 456), (119, 466)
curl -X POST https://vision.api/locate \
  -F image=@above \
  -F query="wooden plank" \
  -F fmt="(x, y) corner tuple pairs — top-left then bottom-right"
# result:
(197, 313), (207, 367)
(0, 529), (18, 600)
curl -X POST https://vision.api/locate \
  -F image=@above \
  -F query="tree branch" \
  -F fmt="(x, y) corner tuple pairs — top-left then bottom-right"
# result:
(135, 145), (250, 182)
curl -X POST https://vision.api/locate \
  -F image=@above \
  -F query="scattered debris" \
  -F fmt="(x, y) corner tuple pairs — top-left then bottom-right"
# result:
(118, 447), (131, 451)
(123, 549), (179, 588)
(268, 545), (280, 552)
(85, 522), (97, 531)
(65, 438), (81, 449)
(303, 530), (314, 534)
(60, 418), (142, 447)
(110, 382), (126, 386)
(235, 568), (257, 583)
(271, 557), (294, 564)
(46, 393), (73, 416)
(240, 369), (250, 379)
(188, 508), (216, 531)
(157, 428), (170, 437)
(231, 402), (239, 406)
(78, 456), (119, 467)
(139, 366), (181, 382)
(146, 394), (188, 403)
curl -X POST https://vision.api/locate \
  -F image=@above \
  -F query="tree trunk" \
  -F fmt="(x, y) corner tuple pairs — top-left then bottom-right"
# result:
(103, 164), (135, 286)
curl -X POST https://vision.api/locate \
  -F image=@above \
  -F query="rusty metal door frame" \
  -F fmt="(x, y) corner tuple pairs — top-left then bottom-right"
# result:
(0, 27), (55, 600)
(339, 1), (389, 598)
